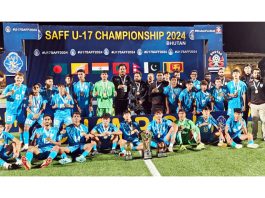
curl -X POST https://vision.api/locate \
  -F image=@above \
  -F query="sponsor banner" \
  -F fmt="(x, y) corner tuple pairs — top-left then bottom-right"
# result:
(207, 50), (227, 72)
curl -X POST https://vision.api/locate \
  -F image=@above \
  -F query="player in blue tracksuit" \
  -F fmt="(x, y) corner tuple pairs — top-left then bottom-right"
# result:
(73, 69), (94, 117)
(224, 108), (259, 149)
(51, 84), (74, 130)
(226, 69), (247, 117)
(190, 70), (201, 92)
(196, 106), (225, 145)
(21, 83), (47, 151)
(210, 77), (227, 112)
(0, 72), (28, 142)
(21, 115), (61, 170)
(146, 108), (177, 152)
(90, 113), (122, 154)
(195, 80), (211, 114)
(119, 110), (143, 156)
(0, 120), (21, 170)
(40, 76), (58, 117)
(58, 112), (96, 164)
(164, 76), (182, 114)
(178, 80), (196, 114)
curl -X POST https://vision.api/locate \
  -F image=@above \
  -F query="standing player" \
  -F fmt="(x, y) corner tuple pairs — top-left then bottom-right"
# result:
(65, 74), (75, 98)
(90, 113), (122, 154)
(119, 110), (143, 156)
(112, 64), (132, 115)
(21, 115), (61, 170)
(52, 84), (74, 130)
(173, 69), (185, 89)
(224, 108), (259, 149)
(175, 109), (205, 151)
(93, 71), (115, 117)
(178, 80), (196, 114)
(22, 83), (47, 151)
(143, 73), (155, 114)
(0, 120), (21, 169)
(204, 73), (214, 91)
(58, 112), (96, 164)
(226, 69), (247, 117)
(0, 72), (27, 142)
(190, 70), (201, 92)
(164, 76), (182, 114)
(210, 77), (227, 112)
(146, 108), (177, 153)
(73, 69), (94, 117)
(195, 80), (211, 114)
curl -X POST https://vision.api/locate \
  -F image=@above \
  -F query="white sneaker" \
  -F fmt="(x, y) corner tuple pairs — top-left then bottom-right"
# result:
(235, 144), (243, 149)
(21, 144), (29, 151)
(3, 162), (12, 170)
(15, 159), (22, 166)
(247, 143), (259, 149)
(168, 146), (173, 152)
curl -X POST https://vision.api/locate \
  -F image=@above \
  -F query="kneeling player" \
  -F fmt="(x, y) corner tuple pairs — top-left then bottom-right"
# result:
(0, 120), (21, 169)
(196, 106), (225, 146)
(58, 112), (96, 164)
(175, 109), (205, 151)
(21, 115), (60, 170)
(119, 110), (143, 158)
(146, 108), (177, 156)
(90, 113), (122, 154)
(224, 108), (259, 149)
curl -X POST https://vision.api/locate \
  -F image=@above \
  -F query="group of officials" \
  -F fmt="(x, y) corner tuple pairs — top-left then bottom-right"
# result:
(0, 63), (264, 170)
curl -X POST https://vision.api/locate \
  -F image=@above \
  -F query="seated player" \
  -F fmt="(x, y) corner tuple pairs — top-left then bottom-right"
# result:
(196, 106), (225, 146)
(224, 108), (259, 149)
(178, 80), (196, 114)
(22, 83), (47, 151)
(146, 108), (177, 154)
(210, 77), (227, 112)
(21, 115), (61, 170)
(195, 80), (211, 114)
(90, 113), (122, 154)
(119, 110), (143, 156)
(52, 84), (74, 130)
(175, 109), (205, 151)
(0, 120), (21, 170)
(58, 112), (96, 164)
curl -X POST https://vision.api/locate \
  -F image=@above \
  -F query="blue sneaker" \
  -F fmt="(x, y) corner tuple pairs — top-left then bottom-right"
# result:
(59, 157), (72, 165)
(76, 155), (86, 163)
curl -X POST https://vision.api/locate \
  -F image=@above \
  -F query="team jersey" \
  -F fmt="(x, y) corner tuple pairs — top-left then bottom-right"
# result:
(2, 84), (27, 114)
(30, 127), (59, 148)
(51, 93), (74, 115)
(92, 123), (118, 134)
(179, 89), (196, 112)
(210, 87), (227, 111)
(195, 90), (211, 112)
(147, 119), (173, 138)
(175, 119), (199, 135)
(120, 121), (140, 142)
(61, 124), (88, 146)
(0, 131), (15, 151)
(163, 85), (182, 107)
(226, 80), (247, 115)
(225, 117), (246, 139)
(40, 86), (58, 104)
(73, 81), (94, 107)
(192, 79), (201, 91)
(93, 80), (115, 108)
(196, 115), (219, 133)
(27, 94), (47, 115)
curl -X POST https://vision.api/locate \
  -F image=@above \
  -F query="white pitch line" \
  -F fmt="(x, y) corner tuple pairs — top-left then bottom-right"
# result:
(144, 159), (161, 177)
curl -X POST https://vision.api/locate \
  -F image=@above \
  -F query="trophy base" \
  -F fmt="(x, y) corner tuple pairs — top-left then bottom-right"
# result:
(143, 150), (152, 160)
(157, 151), (167, 158)
(125, 155), (133, 161)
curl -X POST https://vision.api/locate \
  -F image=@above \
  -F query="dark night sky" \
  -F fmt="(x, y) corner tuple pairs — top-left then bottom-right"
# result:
(1, 22), (265, 53)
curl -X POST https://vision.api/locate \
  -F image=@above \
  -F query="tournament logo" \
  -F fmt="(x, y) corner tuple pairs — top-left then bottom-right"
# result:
(215, 26), (222, 34)
(208, 51), (225, 68)
(104, 48), (109, 55)
(3, 52), (24, 73)
(137, 49), (143, 56)
(189, 30), (195, 40)
(38, 30), (42, 40)
(70, 49), (76, 56)
(34, 49), (40, 56)
(5, 26), (11, 33)
(168, 48), (173, 56)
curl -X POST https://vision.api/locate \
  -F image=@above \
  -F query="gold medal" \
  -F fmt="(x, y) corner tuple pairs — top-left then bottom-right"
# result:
(136, 91), (140, 95)
(255, 90), (259, 94)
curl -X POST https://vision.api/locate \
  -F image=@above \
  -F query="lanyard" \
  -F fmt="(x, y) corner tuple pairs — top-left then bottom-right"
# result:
(119, 75), (127, 85)
(135, 82), (141, 92)
(233, 81), (240, 91)
(156, 81), (162, 89)
(156, 121), (163, 133)
(103, 125), (109, 132)
(253, 80), (260, 91)
(79, 81), (85, 92)
(33, 94), (40, 108)
(102, 81), (109, 91)
(59, 94), (67, 104)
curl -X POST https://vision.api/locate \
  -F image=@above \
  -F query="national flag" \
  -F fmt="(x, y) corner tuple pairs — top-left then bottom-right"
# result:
(144, 62), (160, 73)
(132, 63), (142, 73)
(163, 62), (184, 73)
(112, 62), (130, 75)
(91, 63), (109, 74)
(71, 63), (89, 74)
(49, 63), (68, 75)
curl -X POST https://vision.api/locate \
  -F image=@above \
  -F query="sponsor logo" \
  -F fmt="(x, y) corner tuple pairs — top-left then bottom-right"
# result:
(5, 26), (11, 33)
(34, 49), (40, 56)
(137, 49), (143, 55)
(103, 48), (109, 55)
(70, 49), (76, 56)
(168, 48), (174, 55)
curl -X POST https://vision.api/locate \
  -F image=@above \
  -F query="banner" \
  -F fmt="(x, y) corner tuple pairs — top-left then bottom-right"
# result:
(207, 50), (227, 72)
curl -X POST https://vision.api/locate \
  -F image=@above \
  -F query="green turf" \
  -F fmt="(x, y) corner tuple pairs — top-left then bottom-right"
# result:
(1, 121), (264, 176)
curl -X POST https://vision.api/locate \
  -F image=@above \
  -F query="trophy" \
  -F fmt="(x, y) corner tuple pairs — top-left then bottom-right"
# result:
(157, 142), (167, 158)
(124, 142), (133, 160)
(140, 131), (152, 159)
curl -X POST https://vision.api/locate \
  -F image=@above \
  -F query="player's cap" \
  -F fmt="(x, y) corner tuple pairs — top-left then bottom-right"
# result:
(234, 108), (242, 113)
(102, 113), (111, 119)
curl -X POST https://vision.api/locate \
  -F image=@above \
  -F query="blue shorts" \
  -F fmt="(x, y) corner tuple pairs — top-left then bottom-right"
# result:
(5, 111), (26, 125)
(232, 134), (242, 144)
(25, 114), (44, 127)
(201, 132), (218, 144)
(68, 144), (85, 153)
(54, 113), (72, 129)
(153, 135), (170, 146)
